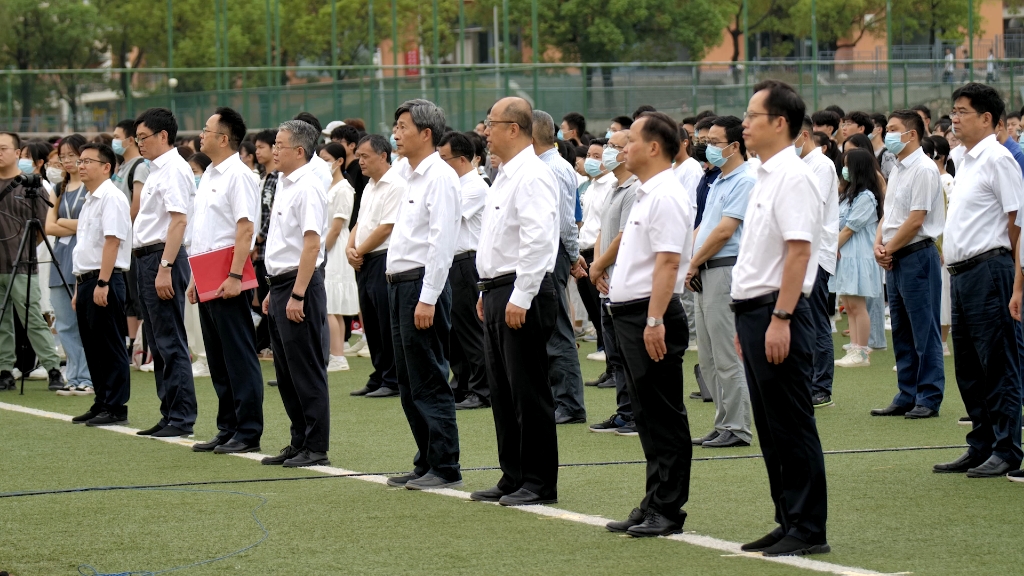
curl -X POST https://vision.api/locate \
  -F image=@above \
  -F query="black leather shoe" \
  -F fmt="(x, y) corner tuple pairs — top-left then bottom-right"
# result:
(585, 372), (609, 387)
(934, 451), (987, 473)
(469, 485), (507, 502)
(151, 425), (192, 438)
(626, 510), (684, 537)
(691, 430), (719, 446)
(555, 413), (587, 425)
(214, 439), (261, 454)
(192, 436), (230, 452)
(261, 445), (300, 465)
(267, 380), (278, 387)
(606, 507), (645, 533)
(455, 393), (488, 410)
(406, 473), (463, 490)
(85, 412), (127, 427)
(350, 385), (373, 396)
(47, 368), (64, 391)
(966, 456), (1015, 478)
(688, 391), (703, 400)
(702, 430), (750, 448)
(904, 406), (938, 419)
(0, 370), (15, 390)
(499, 488), (557, 506)
(136, 423), (164, 436)
(386, 472), (423, 487)
(365, 386), (399, 398)
(870, 403), (911, 416)
(762, 535), (831, 556)
(596, 375), (616, 389)
(741, 527), (785, 552)
(72, 410), (99, 424)
(283, 449), (330, 467)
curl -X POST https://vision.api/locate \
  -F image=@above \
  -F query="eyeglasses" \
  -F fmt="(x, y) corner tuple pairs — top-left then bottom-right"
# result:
(743, 111), (778, 121)
(604, 143), (625, 152)
(136, 131), (161, 143)
(76, 158), (106, 167)
(704, 140), (730, 147)
(272, 144), (299, 151)
(484, 119), (517, 128)
(949, 109), (980, 119)
(201, 128), (227, 137)
(0, 146), (17, 154)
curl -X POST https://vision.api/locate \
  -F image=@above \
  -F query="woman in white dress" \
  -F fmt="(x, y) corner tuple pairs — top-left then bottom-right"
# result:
(319, 143), (359, 372)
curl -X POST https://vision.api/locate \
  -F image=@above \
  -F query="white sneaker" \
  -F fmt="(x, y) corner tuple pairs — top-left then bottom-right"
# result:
(357, 346), (372, 358)
(687, 344), (698, 352)
(55, 384), (76, 396)
(192, 360), (210, 378)
(327, 355), (350, 372)
(351, 327), (364, 336)
(140, 361), (155, 373)
(586, 350), (606, 362)
(835, 349), (870, 368)
(345, 337), (367, 356)
(11, 368), (20, 379)
(842, 343), (854, 351)
(893, 365), (898, 372)
(27, 367), (48, 380)
(71, 385), (94, 396)
(830, 319), (837, 334)
(942, 342), (951, 357)
(884, 319), (892, 331)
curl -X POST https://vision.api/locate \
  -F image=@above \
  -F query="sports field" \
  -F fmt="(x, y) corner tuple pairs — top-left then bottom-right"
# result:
(1, 323), (1019, 576)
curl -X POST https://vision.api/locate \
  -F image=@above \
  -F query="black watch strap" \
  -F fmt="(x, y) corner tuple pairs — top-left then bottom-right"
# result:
(96, 278), (109, 288)
(772, 308), (792, 320)
(290, 292), (304, 302)
(228, 272), (244, 281)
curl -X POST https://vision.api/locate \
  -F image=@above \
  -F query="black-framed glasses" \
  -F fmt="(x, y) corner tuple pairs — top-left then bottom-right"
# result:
(136, 131), (161, 143)
(76, 158), (107, 167)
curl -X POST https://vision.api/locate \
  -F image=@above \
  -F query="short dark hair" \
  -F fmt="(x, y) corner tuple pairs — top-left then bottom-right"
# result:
(711, 115), (746, 159)
(752, 80), (805, 139)
(331, 125), (361, 146)
(678, 125), (693, 156)
(465, 131), (487, 161)
(694, 110), (717, 122)
(438, 131), (474, 160)
(556, 139), (577, 165)
(189, 151), (212, 172)
(888, 109), (925, 141)
(681, 116), (697, 126)
(239, 140), (256, 159)
(589, 138), (608, 147)
(395, 99), (447, 147)
(293, 111), (322, 135)
(574, 144), (589, 159)
(115, 119), (137, 138)
(357, 134), (391, 158)
(562, 112), (586, 136)
(632, 105), (656, 120)
(870, 113), (887, 132)
(811, 110), (841, 135)
(214, 106), (247, 149)
(637, 111), (681, 160)
(135, 108), (178, 143)
(1009, 111), (1022, 121)
(952, 83), (1004, 128)
(79, 143), (116, 177)
(844, 111), (873, 134)
(694, 116), (717, 134)
(611, 115), (633, 129)
(801, 115), (813, 132)
(254, 129), (277, 147)
(343, 118), (366, 131)
(824, 104), (845, 118)
(911, 104), (932, 121)
(320, 142), (347, 162)
(0, 132), (21, 150)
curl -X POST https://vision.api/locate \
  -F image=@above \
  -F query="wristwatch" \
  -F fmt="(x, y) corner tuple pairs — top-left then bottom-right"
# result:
(96, 278), (109, 288)
(646, 317), (664, 328)
(772, 308), (793, 320)
(290, 292), (305, 302)
(228, 272), (244, 281)
(160, 259), (173, 269)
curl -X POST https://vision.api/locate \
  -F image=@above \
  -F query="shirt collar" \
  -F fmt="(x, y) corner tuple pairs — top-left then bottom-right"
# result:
(374, 165), (400, 186)
(283, 161), (314, 184)
(499, 146), (537, 180)
(637, 167), (675, 197)
(152, 147), (180, 168)
(89, 179), (117, 200)
(717, 162), (750, 183)
(967, 134), (999, 159)
(802, 146), (824, 163)
(459, 170), (484, 187)
(411, 151), (442, 177)
(759, 145), (797, 176)
(597, 171), (618, 184)
(614, 174), (638, 191)
(895, 147), (926, 169)
(212, 152), (243, 175)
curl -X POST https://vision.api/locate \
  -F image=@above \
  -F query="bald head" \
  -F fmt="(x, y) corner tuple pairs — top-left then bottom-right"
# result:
(486, 97), (535, 161)
(498, 97), (533, 138)
(532, 110), (555, 146)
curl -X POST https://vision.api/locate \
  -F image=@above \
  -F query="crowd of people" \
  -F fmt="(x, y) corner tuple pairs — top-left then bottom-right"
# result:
(1, 77), (1024, 558)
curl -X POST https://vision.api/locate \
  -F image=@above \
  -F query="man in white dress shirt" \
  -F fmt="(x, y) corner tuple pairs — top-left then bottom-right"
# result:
(470, 97), (561, 507)
(70, 143), (133, 427)
(260, 120), (331, 468)
(602, 112), (693, 537)
(131, 108), (198, 439)
(187, 107), (264, 455)
(733, 81), (829, 557)
(934, 83), (1022, 478)
(439, 130), (491, 410)
(383, 100), (463, 490)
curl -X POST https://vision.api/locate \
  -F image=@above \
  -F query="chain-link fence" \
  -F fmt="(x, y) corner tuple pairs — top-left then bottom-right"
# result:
(3, 60), (1023, 135)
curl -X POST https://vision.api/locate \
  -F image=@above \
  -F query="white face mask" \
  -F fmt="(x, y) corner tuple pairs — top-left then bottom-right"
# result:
(46, 166), (63, 184)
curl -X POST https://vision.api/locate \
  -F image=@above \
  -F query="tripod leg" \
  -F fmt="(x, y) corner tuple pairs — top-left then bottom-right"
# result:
(0, 222), (33, 328)
(20, 269), (29, 395)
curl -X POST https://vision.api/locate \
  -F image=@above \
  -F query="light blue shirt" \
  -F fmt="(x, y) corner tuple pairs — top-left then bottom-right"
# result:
(693, 163), (755, 259)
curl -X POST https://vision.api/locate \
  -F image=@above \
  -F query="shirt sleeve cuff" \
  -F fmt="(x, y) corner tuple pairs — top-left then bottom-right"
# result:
(418, 286), (441, 306)
(508, 288), (534, 310)
(651, 243), (684, 253)
(781, 231), (813, 242)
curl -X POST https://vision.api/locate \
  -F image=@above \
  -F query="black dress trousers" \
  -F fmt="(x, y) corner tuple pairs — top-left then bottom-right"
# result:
(482, 274), (559, 499)
(76, 273), (130, 418)
(448, 252), (489, 401)
(735, 296), (828, 544)
(609, 296), (691, 523)
(198, 290), (265, 445)
(576, 247), (604, 351)
(355, 250), (398, 391)
(267, 270), (331, 453)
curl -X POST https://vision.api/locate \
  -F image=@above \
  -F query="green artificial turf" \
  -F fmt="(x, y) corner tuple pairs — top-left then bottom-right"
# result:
(1, 324), (1022, 575)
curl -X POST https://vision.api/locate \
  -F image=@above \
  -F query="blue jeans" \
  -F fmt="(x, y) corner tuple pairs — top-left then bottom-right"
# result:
(809, 266), (834, 397)
(886, 247), (944, 411)
(867, 295), (887, 349)
(51, 284), (91, 387)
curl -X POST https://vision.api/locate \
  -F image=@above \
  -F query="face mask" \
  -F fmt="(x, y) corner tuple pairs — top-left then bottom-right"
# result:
(46, 166), (63, 184)
(17, 158), (34, 174)
(583, 158), (603, 177)
(868, 132), (875, 141)
(693, 142), (709, 164)
(389, 133), (397, 150)
(841, 166), (850, 182)
(705, 144), (733, 168)
(884, 131), (908, 155)
(194, 175), (202, 187)
(605, 130), (614, 139)
(112, 139), (125, 156)
(557, 129), (565, 141)
(601, 147), (621, 171)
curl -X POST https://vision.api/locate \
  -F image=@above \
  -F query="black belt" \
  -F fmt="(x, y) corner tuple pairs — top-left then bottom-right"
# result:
(266, 269), (298, 286)
(76, 270), (123, 283)
(477, 272), (516, 292)
(729, 291), (779, 314)
(132, 243), (165, 258)
(364, 249), (387, 260)
(387, 267), (425, 284)
(699, 256), (737, 271)
(453, 250), (476, 263)
(605, 294), (683, 317)
(891, 238), (934, 260)
(580, 247), (594, 258)
(947, 247), (1010, 276)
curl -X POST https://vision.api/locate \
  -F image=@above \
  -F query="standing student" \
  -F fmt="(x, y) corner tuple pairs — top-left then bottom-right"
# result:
(319, 143), (358, 372)
(70, 143), (132, 426)
(131, 108), (198, 438)
(470, 97), (560, 507)
(187, 107), (265, 455)
(603, 112), (694, 537)
(260, 120), (331, 468)
(112, 119), (149, 355)
(383, 100), (463, 490)
(734, 80), (829, 557)
(252, 129), (279, 357)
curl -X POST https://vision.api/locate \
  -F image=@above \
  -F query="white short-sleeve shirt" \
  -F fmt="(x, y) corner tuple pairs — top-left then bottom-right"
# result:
(133, 148), (194, 248)
(455, 170), (489, 254)
(73, 179), (133, 275)
(802, 147), (840, 275)
(881, 147), (946, 245)
(353, 166), (406, 251)
(264, 162), (327, 276)
(189, 153), (260, 255)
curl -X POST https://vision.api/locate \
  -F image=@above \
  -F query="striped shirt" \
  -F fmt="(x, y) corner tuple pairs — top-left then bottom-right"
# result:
(538, 148), (580, 261)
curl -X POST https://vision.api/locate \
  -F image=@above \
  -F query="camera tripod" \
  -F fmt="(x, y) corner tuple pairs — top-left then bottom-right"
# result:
(0, 176), (73, 395)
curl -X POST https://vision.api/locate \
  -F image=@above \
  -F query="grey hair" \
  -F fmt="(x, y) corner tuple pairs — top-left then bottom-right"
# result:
(356, 134), (392, 161)
(395, 99), (446, 147)
(278, 119), (318, 161)
(532, 110), (556, 146)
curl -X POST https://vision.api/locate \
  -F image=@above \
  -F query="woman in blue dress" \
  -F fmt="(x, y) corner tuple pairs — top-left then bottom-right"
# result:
(835, 148), (884, 368)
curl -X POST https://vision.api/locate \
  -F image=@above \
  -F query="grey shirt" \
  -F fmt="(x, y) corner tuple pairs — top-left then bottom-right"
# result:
(598, 174), (639, 298)
(113, 157), (150, 204)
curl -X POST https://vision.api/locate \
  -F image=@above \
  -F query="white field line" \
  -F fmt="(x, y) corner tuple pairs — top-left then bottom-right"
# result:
(1, 401), (906, 576)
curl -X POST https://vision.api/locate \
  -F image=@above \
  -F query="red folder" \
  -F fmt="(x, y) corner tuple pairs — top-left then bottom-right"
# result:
(187, 246), (259, 303)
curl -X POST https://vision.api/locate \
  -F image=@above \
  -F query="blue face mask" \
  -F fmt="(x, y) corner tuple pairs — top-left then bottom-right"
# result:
(557, 129), (565, 141)
(111, 139), (125, 156)
(601, 147), (621, 171)
(17, 158), (34, 174)
(841, 166), (850, 182)
(194, 175), (202, 187)
(705, 144), (733, 168)
(583, 158), (603, 177)
(389, 133), (397, 150)
(884, 131), (908, 155)
(605, 130), (614, 139)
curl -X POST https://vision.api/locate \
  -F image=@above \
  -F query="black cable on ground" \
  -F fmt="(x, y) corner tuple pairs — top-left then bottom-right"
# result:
(0, 443), (967, 500)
